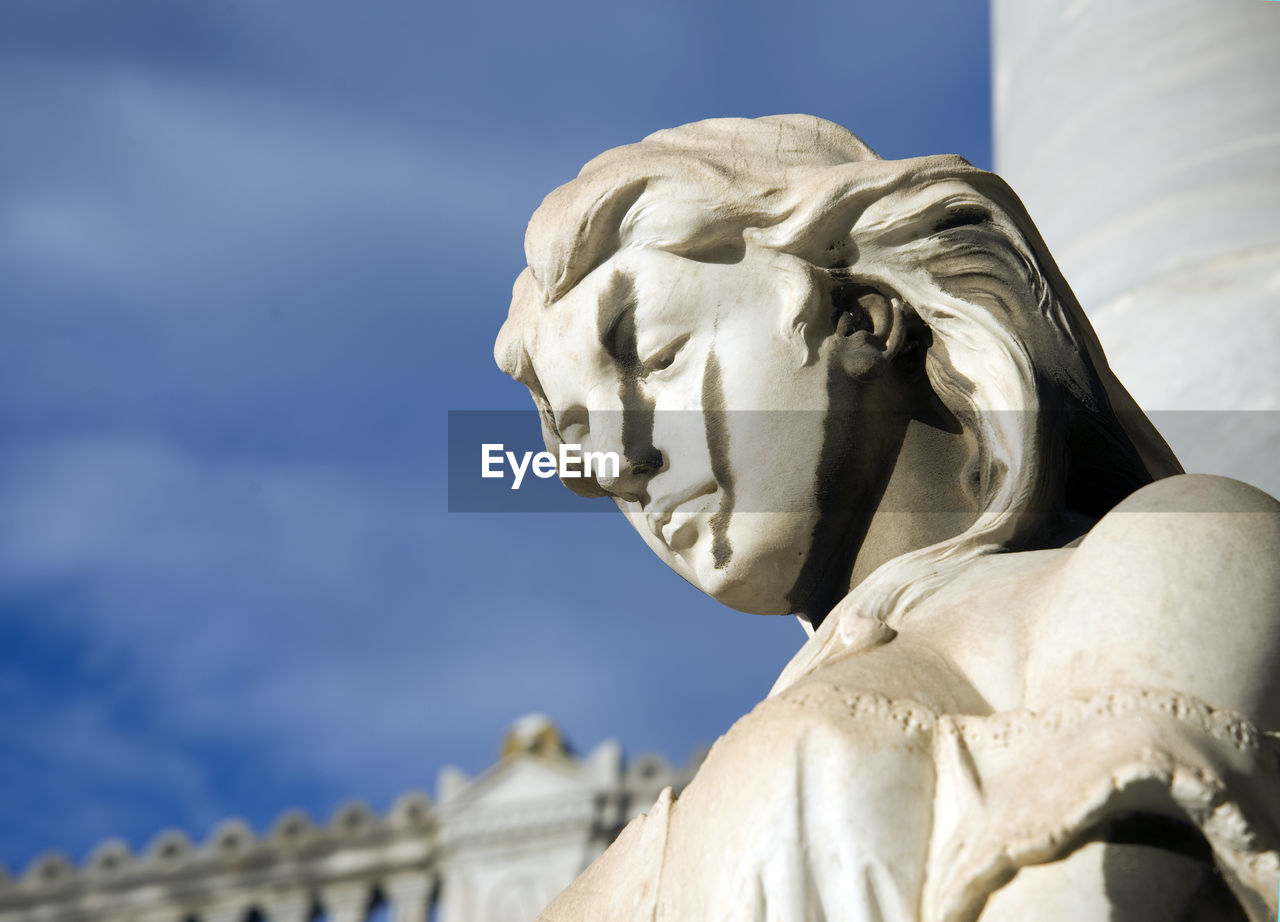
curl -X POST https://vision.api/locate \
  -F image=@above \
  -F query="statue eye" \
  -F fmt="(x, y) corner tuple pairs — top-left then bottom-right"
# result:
(642, 335), (690, 379)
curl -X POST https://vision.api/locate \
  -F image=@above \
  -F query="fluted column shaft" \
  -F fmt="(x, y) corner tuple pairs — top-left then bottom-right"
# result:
(258, 891), (312, 922)
(319, 882), (370, 922)
(993, 0), (1280, 493)
(385, 870), (434, 922)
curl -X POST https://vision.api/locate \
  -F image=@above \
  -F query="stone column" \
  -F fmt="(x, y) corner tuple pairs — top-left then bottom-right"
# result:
(201, 901), (251, 922)
(384, 870), (434, 922)
(318, 882), (370, 922)
(257, 891), (312, 922)
(133, 909), (188, 922)
(992, 0), (1280, 495)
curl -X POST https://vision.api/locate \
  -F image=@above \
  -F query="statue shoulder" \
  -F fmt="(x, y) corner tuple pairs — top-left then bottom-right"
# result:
(1076, 473), (1280, 578)
(1099, 472), (1280, 516)
(1026, 474), (1280, 727)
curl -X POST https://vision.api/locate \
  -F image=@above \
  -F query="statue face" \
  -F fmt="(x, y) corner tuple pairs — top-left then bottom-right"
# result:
(527, 247), (883, 615)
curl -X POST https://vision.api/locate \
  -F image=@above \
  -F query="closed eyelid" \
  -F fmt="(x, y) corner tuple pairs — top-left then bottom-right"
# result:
(597, 272), (639, 363)
(641, 334), (692, 374)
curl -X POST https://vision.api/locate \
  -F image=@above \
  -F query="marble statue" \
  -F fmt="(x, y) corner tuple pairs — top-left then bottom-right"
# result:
(495, 115), (1280, 921)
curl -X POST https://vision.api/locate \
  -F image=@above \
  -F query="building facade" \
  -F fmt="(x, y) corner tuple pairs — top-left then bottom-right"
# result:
(0, 718), (702, 922)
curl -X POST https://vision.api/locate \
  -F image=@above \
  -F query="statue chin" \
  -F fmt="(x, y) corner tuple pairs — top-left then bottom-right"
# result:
(629, 523), (800, 617)
(676, 519), (835, 618)
(694, 569), (794, 618)
(496, 114), (1280, 922)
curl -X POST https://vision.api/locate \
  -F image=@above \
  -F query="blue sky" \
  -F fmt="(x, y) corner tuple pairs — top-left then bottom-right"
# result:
(0, 0), (991, 873)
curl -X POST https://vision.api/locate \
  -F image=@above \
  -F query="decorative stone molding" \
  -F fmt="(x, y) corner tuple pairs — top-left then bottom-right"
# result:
(326, 802), (382, 846)
(145, 829), (196, 865)
(85, 840), (132, 879)
(266, 810), (317, 852)
(0, 719), (701, 922)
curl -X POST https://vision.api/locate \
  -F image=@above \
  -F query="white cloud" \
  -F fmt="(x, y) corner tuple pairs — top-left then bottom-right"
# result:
(0, 57), (559, 308)
(0, 433), (666, 792)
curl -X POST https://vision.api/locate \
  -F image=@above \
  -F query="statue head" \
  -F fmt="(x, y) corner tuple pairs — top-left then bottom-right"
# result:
(496, 115), (1180, 626)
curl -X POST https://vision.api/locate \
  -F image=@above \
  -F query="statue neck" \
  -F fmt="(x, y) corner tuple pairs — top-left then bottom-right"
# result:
(791, 366), (977, 631)
(846, 417), (977, 593)
(793, 402), (977, 631)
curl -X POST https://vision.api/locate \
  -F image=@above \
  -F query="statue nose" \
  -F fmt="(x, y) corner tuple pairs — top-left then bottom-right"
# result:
(580, 403), (664, 502)
(596, 445), (664, 503)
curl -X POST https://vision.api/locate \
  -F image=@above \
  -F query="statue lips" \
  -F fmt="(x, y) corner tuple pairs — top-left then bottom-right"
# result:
(646, 482), (718, 550)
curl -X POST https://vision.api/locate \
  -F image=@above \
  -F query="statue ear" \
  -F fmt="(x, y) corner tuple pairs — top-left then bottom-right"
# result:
(829, 282), (914, 380)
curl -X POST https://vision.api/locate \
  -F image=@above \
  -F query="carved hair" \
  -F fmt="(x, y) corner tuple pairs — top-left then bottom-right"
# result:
(497, 115), (1181, 628)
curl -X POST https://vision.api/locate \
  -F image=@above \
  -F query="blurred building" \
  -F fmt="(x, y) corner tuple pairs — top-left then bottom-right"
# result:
(0, 716), (702, 922)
